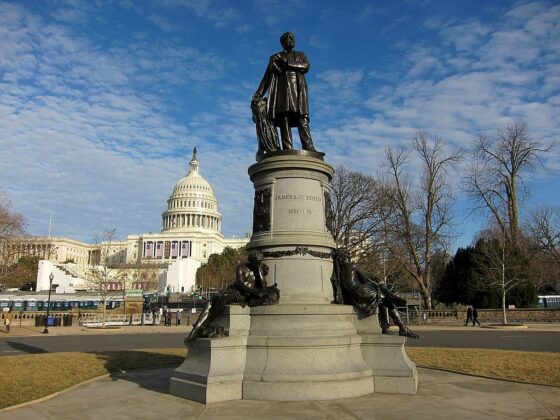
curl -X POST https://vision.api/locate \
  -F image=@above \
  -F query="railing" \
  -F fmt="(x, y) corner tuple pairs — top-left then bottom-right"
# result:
(80, 313), (161, 327)
(406, 309), (459, 324)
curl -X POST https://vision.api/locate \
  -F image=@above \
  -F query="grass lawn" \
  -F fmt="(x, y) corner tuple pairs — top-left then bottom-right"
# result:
(407, 347), (560, 386)
(1, 347), (558, 409)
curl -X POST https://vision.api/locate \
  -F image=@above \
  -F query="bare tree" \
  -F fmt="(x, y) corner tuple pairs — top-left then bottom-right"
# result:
(526, 206), (560, 264)
(85, 228), (121, 327)
(474, 231), (532, 324)
(465, 121), (551, 246)
(526, 206), (560, 293)
(383, 133), (462, 308)
(0, 191), (26, 281)
(328, 164), (387, 259)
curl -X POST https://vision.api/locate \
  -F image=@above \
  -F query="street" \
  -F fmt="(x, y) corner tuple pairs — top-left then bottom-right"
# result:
(1, 329), (559, 356)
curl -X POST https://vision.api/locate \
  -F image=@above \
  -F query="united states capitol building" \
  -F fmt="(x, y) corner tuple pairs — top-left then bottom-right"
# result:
(13, 150), (249, 294)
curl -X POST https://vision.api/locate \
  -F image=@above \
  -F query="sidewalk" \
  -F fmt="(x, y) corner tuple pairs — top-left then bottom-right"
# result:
(1, 366), (558, 419)
(411, 322), (560, 332)
(2, 324), (190, 337)
(4, 322), (560, 338)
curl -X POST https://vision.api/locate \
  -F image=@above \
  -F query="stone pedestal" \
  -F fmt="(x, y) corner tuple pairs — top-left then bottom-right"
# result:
(248, 151), (336, 304)
(170, 152), (417, 403)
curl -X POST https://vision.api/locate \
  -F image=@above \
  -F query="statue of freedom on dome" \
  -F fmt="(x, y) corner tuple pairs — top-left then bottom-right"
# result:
(252, 32), (323, 157)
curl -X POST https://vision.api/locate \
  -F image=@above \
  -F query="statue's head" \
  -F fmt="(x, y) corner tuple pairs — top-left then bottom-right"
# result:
(248, 250), (264, 265)
(280, 32), (295, 51)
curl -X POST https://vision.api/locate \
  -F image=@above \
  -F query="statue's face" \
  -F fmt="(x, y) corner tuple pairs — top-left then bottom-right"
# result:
(280, 33), (295, 51)
(248, 252), (263, 265)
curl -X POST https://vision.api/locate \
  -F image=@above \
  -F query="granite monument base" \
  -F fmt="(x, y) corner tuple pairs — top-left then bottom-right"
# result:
(169, 304), (417, 403)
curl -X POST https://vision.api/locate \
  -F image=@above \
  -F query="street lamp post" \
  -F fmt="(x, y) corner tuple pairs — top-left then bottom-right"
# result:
(43, 273), (54, 334)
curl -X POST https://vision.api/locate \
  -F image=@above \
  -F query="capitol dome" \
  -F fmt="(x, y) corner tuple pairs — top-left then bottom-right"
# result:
(161, 148), (222, 233)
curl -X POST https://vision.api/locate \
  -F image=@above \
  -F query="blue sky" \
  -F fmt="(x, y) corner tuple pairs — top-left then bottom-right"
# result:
(1, 0), (558, 251)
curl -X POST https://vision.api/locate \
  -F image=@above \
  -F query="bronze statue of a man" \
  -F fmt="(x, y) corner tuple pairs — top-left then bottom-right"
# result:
(332, 249), (419, 339)
(253, 32), (323, 155)
(186, 251), (280, 342)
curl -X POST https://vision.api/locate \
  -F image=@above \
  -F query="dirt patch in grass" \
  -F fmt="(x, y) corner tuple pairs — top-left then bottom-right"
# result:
(0, 348), (186, 409)
(407, 347), (560, 386)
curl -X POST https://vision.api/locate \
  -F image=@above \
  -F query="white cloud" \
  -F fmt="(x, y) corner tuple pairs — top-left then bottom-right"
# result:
(147, 14), (178, 32)
(0, 2), (252, 241)
(162, 0), (240, 27)
(1, 0), (558, 251)
(314, 1), (559, 248)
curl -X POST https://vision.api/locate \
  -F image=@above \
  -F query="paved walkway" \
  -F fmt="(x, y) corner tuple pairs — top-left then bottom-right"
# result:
(1, 366), (559, 419)
(2, 324), (188, 337)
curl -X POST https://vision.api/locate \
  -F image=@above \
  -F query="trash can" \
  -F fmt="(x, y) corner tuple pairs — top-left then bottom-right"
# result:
(47, 316), (55, 326)
(63, 314), (73, 326)
(54, 317), (62, 327)
(35, 315), (45, 327)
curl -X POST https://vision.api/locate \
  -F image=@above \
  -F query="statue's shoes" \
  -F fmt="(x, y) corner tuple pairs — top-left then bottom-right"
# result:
(303, 147), (326, 157)
(399, 329), (420, 339)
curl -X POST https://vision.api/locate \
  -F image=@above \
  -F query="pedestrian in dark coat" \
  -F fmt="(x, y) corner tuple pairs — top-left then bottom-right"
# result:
(472, 307), (481, 326)
(465, 306), (473, 326)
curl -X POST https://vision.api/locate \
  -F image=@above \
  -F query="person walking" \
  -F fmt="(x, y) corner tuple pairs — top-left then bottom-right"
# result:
(176, 310), (182, 326)
(465, 305), (473, 326)
(4, 317), (10, 333)
(472, 306), (481, 326)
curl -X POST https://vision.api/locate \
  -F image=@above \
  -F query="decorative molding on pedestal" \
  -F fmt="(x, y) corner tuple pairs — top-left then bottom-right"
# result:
(252, 187), (272, 233)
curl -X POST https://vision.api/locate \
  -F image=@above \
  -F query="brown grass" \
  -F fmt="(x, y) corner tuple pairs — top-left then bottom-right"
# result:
(0, 348), (186, 409)
(407, 347), (560, 386)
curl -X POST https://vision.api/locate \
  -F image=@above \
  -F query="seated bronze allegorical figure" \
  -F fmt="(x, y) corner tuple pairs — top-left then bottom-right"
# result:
(186, 251), (280, 343)
(331, 249), (419, 339)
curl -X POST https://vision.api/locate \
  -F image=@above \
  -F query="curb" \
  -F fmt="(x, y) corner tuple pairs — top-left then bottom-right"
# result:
(482, 324), (528, 330)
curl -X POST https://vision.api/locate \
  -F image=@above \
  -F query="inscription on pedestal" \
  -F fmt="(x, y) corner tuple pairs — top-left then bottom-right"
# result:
(271, 181), (325, 232)
(275, 194), (321, 217)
